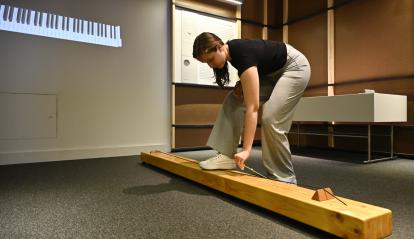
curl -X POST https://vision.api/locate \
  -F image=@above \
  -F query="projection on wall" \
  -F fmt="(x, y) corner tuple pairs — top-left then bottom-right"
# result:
(0, 4), (122, 47)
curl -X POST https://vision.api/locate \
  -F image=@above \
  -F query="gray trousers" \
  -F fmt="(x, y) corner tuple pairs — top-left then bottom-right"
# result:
(207, 44), (311, 183)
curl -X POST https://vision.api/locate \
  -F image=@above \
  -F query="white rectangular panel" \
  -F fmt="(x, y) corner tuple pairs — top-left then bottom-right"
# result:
(0, 93), (57, 139)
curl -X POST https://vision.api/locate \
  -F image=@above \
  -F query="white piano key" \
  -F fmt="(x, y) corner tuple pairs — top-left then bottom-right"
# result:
(19, 8), (29, 33)
(115, 26), (121, 47)
(0, 5), (8, 22)
(0, 5), (5, 30)
(93, 22), (98, 44)
(8, 5), (14, 22)
(41, 12), (47, 36)
(29, 10), (36, 35)
(57, 15), (63, 39)
(106, 24), (111, 46)
(82, 20), (88, 42)
(12, 7), (21, 32)
(68, 17), (74, 40)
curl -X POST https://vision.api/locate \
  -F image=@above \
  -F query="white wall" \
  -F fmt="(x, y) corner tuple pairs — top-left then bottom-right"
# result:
(0, 0), (171, 165)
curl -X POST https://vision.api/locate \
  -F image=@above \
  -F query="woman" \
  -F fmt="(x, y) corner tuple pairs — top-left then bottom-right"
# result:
(192, 32), (310, 184)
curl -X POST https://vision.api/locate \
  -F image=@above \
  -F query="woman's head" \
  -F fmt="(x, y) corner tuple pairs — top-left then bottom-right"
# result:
(193, 32), (230, 87)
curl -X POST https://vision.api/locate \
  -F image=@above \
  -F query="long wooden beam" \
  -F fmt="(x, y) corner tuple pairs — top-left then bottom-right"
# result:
(141, 151), (392, 239)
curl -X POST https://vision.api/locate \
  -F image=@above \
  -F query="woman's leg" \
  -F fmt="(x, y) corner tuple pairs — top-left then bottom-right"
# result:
(207, 91), (245, 157)
(261, 45), (311, 184)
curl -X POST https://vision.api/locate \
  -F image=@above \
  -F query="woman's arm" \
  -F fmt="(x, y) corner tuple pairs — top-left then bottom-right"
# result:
(234, 66), (260, 169)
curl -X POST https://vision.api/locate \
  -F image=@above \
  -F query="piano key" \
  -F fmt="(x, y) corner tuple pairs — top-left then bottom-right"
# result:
(105, 25), (111, 39)
(57, 15), (62, 37)
(93, 22), (98, 36)
(41, 13), (48, 35)
(87, 20), (90, 35)
(34, 11), (38, 26)
(26, 9), (31, 24)
(46, 13), (50, 28)
(13, 8), (22, 32)
(8, 6), (13, 22)
(50, 14), (54, 29)
(21, 8), (26, 24)
(77, 19), (80, 33)
(3, 5), (9, 22)
(111, 25), (114, 39)
(61, 15), (64, 30)
(65, 17), (69, 31)
(28, 10), (36, 34)
(16, 8), (22, 23)
(39, 12), (44, 27)
(105, 24), (110, 45)
(115, 26), (121, 46)
(0, 5), (5, 30)
(54, 14), (57, 30)
(0, 5), (4, 26)
(72, 18), (76, 32)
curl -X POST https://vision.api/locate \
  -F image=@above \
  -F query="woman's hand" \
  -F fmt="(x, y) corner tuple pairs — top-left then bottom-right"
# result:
(234, 150), (250, 170)
(233, 81), (244, 101)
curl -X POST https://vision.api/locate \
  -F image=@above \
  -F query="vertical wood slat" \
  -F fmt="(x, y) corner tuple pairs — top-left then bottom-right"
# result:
(283, 0), (288, 43)
(327, 0), (335, 146)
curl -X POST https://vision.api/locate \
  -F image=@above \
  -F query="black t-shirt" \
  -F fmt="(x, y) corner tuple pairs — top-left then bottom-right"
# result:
(228, 39), (287, 78)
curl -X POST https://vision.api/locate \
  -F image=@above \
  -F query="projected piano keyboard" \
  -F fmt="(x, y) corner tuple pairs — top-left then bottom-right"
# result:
(0, 4), (122, 47)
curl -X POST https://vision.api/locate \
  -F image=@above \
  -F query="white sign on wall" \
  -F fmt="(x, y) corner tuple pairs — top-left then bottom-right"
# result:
(174, 9), (238, 86)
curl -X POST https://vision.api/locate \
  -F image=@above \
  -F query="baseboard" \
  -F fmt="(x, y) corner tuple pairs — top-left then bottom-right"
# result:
(0, 144), (170, 165)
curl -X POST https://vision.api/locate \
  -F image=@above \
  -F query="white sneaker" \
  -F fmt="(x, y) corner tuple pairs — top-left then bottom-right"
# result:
(199, 154), (236, 170)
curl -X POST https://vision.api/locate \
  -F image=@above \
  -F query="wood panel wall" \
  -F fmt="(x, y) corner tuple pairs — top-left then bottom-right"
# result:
(172, 0), (414, 157)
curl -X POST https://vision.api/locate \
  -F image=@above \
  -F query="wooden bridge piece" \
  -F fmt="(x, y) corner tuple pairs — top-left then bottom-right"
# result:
(140, 151), (392, 239)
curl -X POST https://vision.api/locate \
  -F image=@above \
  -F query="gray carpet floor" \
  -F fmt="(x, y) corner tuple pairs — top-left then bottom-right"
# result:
(0, 147), (413, 238)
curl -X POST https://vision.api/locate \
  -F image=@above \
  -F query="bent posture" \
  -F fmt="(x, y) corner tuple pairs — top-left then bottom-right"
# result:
(192, 32), (310, 184)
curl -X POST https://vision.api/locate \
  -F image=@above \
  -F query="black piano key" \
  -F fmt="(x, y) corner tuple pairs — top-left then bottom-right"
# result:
(81, 20), (84, 33)
(50, 14), (54, 28)
(110, 25), (113, 38)
(21, 8), (26, 24)
(55, 15), (58, 29)
(8, 6), (13, 22)
(26, 9), (31, 24)
(77, 19), (80, 33)
(72, 18), (75, 32)
(101, 24), (103, 37)
(97, 23), (100, 36)
(114, 26), (117, 39)
(92, 22), (94, 35)
(16, 8), (22, 23)
(39, 12), (43, 26)
(3, 5), (9, 21)
(66, 17), (69, 31)
(46, 13), (50, 28)
(104, 24), (107, 38)
(34, 11), (38, 26)
(87, 21), (90, 35)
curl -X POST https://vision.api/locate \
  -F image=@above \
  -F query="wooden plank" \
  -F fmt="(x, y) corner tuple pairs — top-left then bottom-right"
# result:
(141, 151), (392, 239)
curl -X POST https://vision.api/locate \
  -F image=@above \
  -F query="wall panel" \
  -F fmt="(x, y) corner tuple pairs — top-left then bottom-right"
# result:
(288, 0), (326, 23)
(241, 23), (263, 39)
(289, 14), (328, 87)
(241, 0), (264, 23)
(335, 0), (414, 83)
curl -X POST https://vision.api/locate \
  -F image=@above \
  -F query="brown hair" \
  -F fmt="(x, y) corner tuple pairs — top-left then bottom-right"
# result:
(193, 32), (230, 88)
